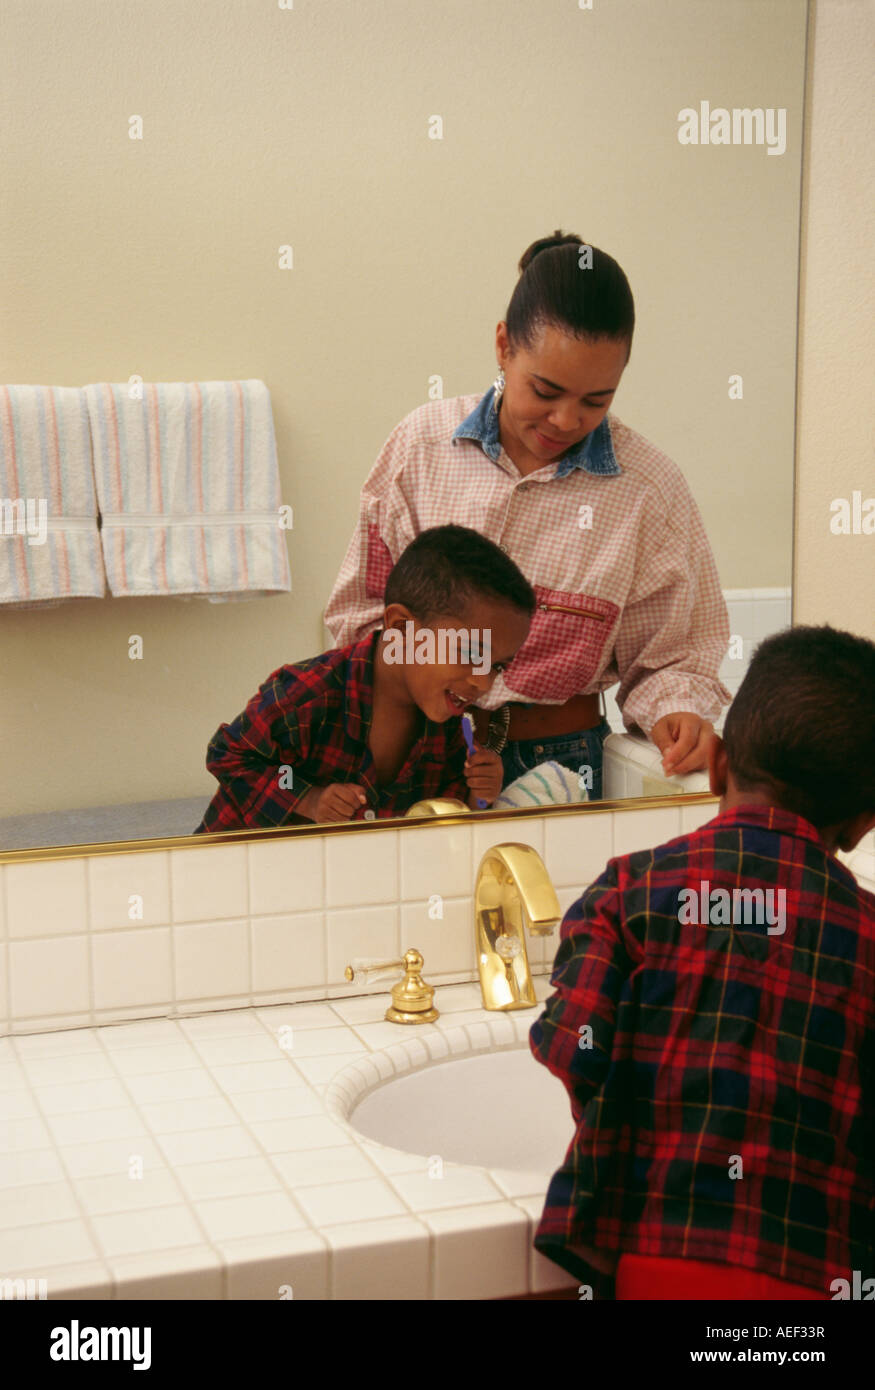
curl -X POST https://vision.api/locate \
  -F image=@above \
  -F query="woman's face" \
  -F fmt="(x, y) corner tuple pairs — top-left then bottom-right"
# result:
(495, 322), (629, 465)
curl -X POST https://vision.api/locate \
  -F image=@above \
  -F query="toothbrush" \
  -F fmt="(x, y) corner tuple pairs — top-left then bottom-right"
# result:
(461, 712), (487, 809)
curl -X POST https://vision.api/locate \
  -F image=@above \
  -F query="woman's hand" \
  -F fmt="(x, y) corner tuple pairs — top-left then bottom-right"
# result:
(650, 713), (716, 777)
(298, 783), (369, 822)
(464, 746), (504, 808)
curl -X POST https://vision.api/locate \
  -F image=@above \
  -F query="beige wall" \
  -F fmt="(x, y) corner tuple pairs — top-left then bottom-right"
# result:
(1, 1), (808, 817)
(794, 0), (875, 634)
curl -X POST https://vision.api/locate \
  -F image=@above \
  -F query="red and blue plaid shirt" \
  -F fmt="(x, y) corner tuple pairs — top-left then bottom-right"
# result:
(194, 630), (469, 831)
(530, 803), (875, 1295)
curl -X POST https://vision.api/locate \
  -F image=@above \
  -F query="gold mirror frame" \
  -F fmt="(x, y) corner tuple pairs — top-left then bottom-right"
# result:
(0, 791), (721, 865)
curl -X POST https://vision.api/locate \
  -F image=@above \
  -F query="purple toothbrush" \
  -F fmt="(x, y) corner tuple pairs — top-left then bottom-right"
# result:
(461, 712), (487, 808)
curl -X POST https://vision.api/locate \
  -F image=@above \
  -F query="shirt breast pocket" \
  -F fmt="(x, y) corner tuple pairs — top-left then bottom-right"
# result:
(365, 523), (394, 599)
(504, 585), (620, 702)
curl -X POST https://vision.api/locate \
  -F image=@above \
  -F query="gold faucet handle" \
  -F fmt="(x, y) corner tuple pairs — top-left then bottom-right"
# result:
(343, 948), (439, 1026)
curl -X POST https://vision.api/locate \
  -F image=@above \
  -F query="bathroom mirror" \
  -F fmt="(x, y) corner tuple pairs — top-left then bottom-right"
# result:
(0, 0), (806, 855)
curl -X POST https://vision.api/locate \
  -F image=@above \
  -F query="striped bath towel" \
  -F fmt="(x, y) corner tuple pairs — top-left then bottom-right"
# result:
(0, 384), (106, 607)
(494, 760), (588, 809)
(83, 379), (292, 600)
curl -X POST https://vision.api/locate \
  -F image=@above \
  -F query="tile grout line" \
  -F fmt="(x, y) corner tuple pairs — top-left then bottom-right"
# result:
(1, 866), (9, 1031)
(84, 861), (95, 1028)
(9, 1030), (122, 1298)
(4, 971), (507, 1037)
(244, 844), (254, 1008)
(167, 850), (180, 1024)
(177, 1013), (368, 1297)
(320, 838), (328, 989)
(88, 1020), (251, 1299)
(1, 885), (594, 944)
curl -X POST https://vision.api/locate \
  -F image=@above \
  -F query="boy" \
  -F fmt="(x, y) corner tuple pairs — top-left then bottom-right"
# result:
(194, 526), (534, 830)
(531, 624), (875, 1299)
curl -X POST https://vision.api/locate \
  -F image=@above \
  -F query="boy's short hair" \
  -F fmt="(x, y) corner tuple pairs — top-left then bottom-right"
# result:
(722, 624), (875, 829)
(384, 525), (536, 622)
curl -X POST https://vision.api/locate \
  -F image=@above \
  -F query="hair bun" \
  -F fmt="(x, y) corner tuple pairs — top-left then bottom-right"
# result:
(518, 230), (584, 274)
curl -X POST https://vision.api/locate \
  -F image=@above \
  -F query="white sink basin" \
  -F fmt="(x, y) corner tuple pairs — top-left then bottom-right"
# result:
(336, 1038), (572, 1174)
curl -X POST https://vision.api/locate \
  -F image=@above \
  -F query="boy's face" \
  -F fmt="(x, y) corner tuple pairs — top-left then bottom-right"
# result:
(381, 596), (531, 723)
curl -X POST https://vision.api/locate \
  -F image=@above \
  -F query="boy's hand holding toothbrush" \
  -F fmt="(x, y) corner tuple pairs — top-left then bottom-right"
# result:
(461, 712), (503, 809)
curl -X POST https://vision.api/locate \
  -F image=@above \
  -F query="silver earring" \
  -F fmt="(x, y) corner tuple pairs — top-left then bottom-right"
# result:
(492, 367), (505, 411)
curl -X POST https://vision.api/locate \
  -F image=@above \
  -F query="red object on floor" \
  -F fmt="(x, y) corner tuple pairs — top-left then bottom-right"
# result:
(615, 1253), (825, 1300)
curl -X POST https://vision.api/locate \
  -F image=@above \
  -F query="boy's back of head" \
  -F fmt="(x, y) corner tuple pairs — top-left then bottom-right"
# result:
(722, 624), (875, 832)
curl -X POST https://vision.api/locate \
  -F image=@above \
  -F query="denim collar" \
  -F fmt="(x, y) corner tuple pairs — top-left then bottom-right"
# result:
(450, 384), (621, 477)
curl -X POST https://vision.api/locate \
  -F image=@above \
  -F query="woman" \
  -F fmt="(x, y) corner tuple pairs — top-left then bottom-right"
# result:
(325, 231), (731, 799)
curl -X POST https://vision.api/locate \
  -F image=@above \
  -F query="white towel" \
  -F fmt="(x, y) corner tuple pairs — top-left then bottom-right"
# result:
(0, 385), (106, 607)
(83, 379), (291, 600)
(494, 760), (588, 809)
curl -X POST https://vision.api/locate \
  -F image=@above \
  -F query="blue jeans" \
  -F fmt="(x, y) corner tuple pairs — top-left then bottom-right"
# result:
(499, 718), (612, 802)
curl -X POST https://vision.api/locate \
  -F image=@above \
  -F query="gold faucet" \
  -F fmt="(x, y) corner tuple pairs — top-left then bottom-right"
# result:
(404, 798), (470, 817)
(475, 843), (561, 1010)
(344, 948), (439, 1024)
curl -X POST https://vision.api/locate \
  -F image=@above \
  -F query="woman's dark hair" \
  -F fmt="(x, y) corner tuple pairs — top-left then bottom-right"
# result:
(384, 525), (536, 623)
(504, 229), (635, 359)
(721, 624), (875, 829)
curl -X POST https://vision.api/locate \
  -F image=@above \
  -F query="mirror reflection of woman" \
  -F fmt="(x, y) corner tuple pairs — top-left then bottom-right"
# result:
(326, 231), (732, 799)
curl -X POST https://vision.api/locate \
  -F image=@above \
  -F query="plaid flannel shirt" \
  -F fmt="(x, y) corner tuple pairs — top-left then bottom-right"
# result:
(194, 630), (469, 831)
(530, 803), (875, 1295)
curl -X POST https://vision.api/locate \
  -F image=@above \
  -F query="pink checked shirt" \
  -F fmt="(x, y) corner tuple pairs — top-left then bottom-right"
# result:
(324, 386), (732, 737)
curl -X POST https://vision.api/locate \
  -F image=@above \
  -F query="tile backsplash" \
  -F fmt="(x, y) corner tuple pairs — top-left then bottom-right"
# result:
(0, 800), (720, 1036)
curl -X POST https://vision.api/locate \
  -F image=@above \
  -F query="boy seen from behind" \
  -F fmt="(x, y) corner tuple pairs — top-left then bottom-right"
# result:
(531, 624), (875, 1300)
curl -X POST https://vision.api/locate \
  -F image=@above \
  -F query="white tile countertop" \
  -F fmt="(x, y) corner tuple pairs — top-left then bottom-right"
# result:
(0, 981), (578, 1300)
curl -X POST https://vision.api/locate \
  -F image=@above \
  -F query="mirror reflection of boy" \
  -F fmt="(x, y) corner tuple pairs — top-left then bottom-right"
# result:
(531, 625), (875, 1301)
(194, 526), (534, 830)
